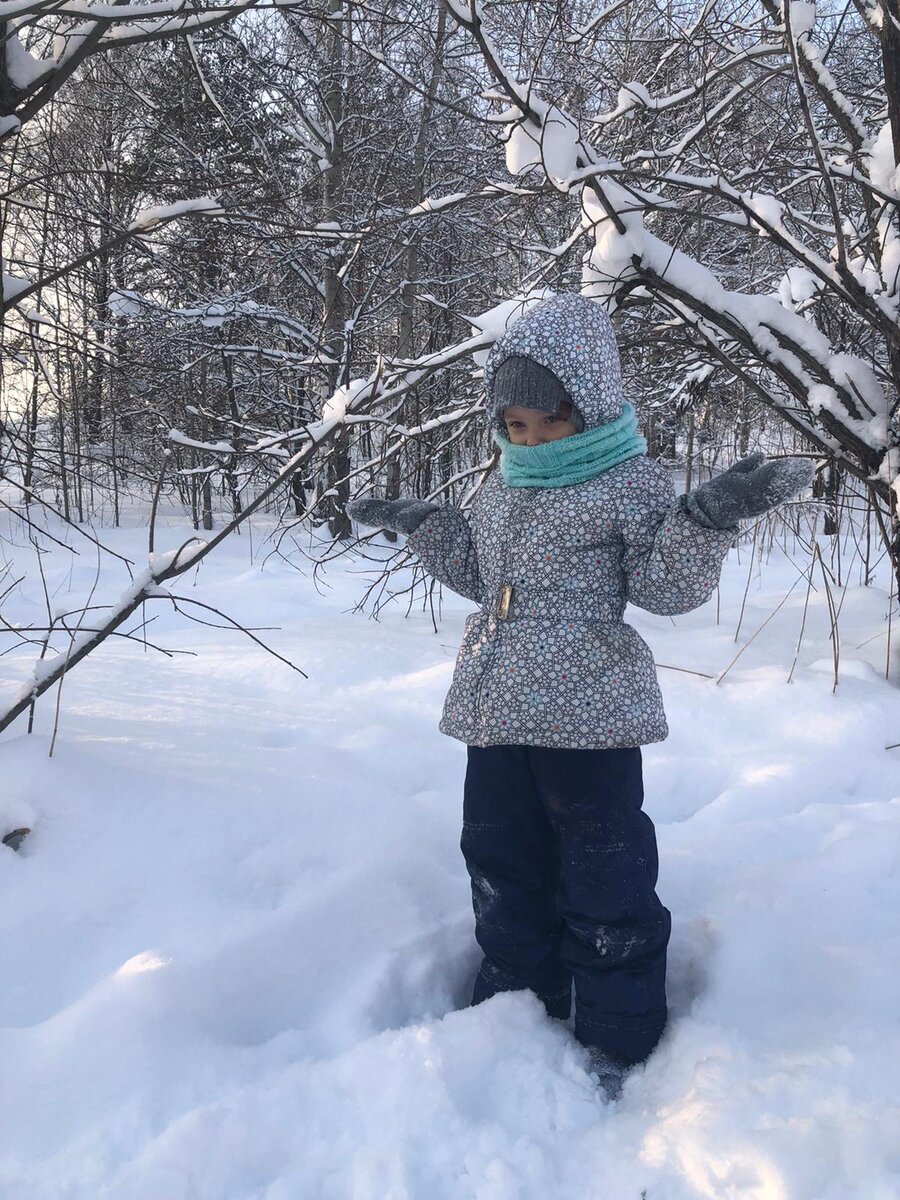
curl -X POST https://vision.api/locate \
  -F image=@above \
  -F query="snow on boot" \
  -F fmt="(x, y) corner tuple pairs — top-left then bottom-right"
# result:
(587, 1047), (631, 1102)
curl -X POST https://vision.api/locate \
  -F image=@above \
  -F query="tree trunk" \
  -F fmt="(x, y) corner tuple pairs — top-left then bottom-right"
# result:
(320, 0), (352, 541)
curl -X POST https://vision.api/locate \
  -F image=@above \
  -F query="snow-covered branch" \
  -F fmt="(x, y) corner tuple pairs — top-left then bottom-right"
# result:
(445, 0), (899, 511)
(1, 0), (284, 132)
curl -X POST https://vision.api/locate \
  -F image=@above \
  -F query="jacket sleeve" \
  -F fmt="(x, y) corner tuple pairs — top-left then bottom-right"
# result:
(405, 503), (483, 604)
(619, 460), (736, 616)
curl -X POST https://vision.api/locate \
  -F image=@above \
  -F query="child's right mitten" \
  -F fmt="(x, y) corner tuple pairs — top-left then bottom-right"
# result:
(347, 496), (439, 534)
(682, 451), (814, 530)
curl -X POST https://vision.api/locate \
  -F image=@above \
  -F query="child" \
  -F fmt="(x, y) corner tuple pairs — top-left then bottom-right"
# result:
(348, 293), (811, 1098)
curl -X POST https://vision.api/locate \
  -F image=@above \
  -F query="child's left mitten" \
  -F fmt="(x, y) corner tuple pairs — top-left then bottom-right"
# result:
(682, 452), (813, 530)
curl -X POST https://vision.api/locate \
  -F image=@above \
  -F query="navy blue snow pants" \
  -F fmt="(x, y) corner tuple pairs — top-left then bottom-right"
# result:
(462, 744), (671, 1066)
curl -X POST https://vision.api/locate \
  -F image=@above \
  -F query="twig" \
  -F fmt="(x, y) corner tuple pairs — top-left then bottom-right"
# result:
(167, 595), (308, 678)
(715, 575), (804, 685)
(0, 488), (135, 568)
(734, 518), (760, 643)
(787, 543), (816, 685)
(887, 546), (895, 683)
(813, 542), (841, 693)
(49, 543), (103, 757)
(657, 663), (716, 679)
(0, 499), (78, 556)
(27, 532), (55, 735)
(148, 451), (171, 557)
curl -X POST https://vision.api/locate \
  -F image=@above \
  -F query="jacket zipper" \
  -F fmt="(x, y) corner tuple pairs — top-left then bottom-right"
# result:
(472, 487), (540, 732)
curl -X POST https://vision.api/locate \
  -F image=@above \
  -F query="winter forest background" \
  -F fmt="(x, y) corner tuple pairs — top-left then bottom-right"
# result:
(2, 0), (900, 1196)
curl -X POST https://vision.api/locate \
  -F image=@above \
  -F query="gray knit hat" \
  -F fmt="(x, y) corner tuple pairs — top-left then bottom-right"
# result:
(492, 355), (586, 433)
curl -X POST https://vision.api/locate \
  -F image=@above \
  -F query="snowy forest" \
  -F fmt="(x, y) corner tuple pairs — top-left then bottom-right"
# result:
(2, 0), (900, 1194)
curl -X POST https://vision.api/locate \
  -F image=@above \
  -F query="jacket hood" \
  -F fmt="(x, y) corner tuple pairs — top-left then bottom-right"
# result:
(482, 293), (626, 435)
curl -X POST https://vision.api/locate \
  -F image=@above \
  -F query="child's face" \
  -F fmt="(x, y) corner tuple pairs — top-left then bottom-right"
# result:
(503, 402), (579, 446)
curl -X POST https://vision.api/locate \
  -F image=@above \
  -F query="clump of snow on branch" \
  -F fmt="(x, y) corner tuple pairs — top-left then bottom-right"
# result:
(865, 124), (900, 300)
(4, 31), (49, 89)
(778, 267), (823, 312)
(501, 101), (581, 188)
(322, 378), (371, 424)
(467, 291), (555, 369)
(129, 198), (224, 232)
(2, 265), (31, 303)
(108, 289), (146, 318)
(740, 191), (787, 239)
(167, 430), (236, 454)
(407, 192), (468, 216)
(783, 0), (817, 37)
(610, 81), (652, 121)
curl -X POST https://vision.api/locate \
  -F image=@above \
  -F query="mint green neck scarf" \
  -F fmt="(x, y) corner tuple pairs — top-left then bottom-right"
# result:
(493, 402), (647, 488)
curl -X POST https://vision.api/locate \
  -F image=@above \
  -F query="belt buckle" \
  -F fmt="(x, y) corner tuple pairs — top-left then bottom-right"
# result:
(495, 583), (514, 620)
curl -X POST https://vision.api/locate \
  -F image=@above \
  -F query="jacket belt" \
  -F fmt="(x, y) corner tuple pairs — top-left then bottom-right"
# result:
(488, 584), (621, 624)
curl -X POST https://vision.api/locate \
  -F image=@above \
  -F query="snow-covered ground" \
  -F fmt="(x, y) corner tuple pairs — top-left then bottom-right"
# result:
(2, 508), (900, 1199)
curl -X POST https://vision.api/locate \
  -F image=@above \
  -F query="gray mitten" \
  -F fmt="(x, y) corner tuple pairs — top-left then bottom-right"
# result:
(682, 451), (814, 530)
(346, 496), (439, 535)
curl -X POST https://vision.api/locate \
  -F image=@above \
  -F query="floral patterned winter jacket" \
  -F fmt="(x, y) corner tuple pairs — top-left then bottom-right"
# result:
(406, 295), (735, 750)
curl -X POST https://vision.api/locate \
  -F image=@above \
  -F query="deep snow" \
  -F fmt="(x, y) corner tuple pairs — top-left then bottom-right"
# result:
(1, 508), (899, 1199)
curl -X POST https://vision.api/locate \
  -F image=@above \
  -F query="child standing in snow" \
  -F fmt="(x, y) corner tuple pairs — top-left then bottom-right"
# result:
(349, 294), (811, 1098)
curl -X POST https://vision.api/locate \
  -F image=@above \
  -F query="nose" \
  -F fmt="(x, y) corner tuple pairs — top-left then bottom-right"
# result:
(526, 434), (545, 446)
